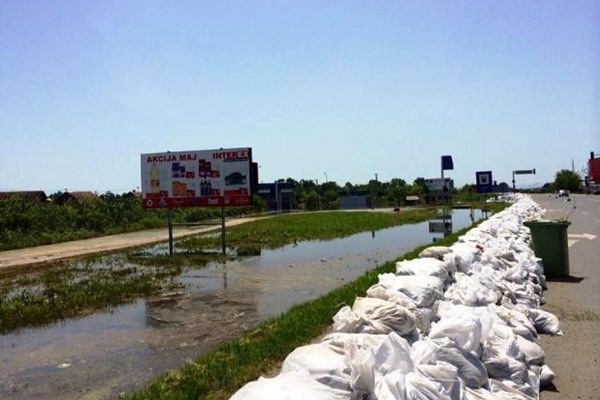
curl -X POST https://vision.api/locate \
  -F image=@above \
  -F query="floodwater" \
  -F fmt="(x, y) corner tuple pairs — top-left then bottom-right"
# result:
(0, 209), (484, 399)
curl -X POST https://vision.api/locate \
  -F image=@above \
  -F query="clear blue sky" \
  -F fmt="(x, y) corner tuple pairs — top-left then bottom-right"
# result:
(1, 1), (598, 194)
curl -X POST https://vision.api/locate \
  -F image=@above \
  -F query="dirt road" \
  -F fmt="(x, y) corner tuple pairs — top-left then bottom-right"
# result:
(531, 194), (600, 400)
(0, 216), (261, 270)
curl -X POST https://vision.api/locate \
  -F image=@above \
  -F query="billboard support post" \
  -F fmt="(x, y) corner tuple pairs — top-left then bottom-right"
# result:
(221, 205), (226, 255)
(168, 208), (174, 256)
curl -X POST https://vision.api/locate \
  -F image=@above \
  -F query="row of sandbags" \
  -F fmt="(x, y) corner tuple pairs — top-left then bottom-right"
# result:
(230, 195), (561, 400)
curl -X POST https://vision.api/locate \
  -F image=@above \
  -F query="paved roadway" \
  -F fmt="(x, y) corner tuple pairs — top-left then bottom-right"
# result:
(530, 194), (600, 400)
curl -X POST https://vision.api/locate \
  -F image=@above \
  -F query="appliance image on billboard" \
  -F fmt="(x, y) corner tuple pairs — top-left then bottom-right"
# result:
(140, 147), (252, 208)
(476, 171), (493, 193)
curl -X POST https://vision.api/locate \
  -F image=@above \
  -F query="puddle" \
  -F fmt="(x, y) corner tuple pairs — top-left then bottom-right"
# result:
(0, 209), (484, 399)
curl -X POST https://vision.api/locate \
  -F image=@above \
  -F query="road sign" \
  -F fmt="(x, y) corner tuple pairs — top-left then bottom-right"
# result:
(476, 171), (493, 193)
(514, 169), (536, 175)
(441, 155), (454, 171)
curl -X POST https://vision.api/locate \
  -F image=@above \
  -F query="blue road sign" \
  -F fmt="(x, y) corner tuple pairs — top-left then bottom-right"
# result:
(441, 155), (454, 170)
(476, 171), (493, 193)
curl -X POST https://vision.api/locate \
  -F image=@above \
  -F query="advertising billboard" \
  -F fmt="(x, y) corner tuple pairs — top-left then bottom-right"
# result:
(141, 147), (252, 208)
(589, 157), (600, 182)
(425, 178), (454, 192)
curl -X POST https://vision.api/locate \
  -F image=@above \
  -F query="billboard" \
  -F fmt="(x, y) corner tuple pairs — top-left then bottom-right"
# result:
(141, 147), (252, 208)
(425, 178), (454, 192)
(589, 157), (600, 181)
(476, 171), (493, 193)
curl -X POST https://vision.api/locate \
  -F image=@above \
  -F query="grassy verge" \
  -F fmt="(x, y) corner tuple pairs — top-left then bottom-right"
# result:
(123, 221), (485, 400)
(179, 209), (439, 253)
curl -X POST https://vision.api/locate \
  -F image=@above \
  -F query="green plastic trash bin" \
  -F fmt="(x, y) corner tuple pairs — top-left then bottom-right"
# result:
(523, 220), (570, 278)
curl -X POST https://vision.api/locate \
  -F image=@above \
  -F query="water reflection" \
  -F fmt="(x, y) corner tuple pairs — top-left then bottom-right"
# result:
(0, 208), (485, 400)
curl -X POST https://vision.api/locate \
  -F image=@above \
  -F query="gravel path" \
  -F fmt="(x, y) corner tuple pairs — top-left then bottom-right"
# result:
(0, 216), (261, 270)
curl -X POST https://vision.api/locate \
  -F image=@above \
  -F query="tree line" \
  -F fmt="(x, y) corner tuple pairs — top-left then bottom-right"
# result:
(0, 192), (258, 251)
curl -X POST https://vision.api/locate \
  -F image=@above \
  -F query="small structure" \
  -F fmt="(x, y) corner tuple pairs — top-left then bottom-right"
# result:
(54, 191), (97, 205)
(0, 191), (48, 202)
(124, 190), (142, 199)
(405, 195), (420, 206)
(339, 190), (371, 209)
(254, 182), (296, 211)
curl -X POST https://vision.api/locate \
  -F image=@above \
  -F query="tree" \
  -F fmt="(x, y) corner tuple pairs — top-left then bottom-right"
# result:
(554, 169), (581, 192)
(409, 177), (428, 197)
(388, 178), (408, 207)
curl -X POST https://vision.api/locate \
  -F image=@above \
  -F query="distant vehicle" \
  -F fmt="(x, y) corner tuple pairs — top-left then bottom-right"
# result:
(557, 189), (570, 197)
(225, 172), (246, 186)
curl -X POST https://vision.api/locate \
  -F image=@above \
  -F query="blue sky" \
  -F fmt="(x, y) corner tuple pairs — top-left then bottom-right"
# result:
(1, 1), (598, 194)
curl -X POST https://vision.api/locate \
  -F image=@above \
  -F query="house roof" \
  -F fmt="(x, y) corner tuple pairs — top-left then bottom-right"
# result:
(54, 191), (98, 203)
(68, 191), (97, 199)
(0, 191), (48, 202)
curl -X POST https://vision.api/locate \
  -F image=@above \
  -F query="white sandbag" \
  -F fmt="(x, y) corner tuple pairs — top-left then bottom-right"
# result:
(429, 316), (482, 355)
(419, 246), (452, 261)
(373, 369), (406, 400)
(416, 361), (464, 400)
(488, 379), (536, 400)
(229, 370), (351, 400)
(322, 332), (388, 355)
(405, 370), (453, 400)
(368, 273), (444, 308)
(347, 332), (414, 396)
(333, 298), (417, 336)
(539, 364), (555, 388)
(412, 338), (488, 389)
(463, 387), (508, 400)
(436, 302), (499, 345)
(444, 273), (499, 306)
(448, 243), (481, 273)
(280, 342), (350, 391)
(514, 335), (544, 365)
(482, 323), (525, 363)
(396, 258), (449, 282)
(483, 355), (529, 385)
(491, 305), (537, 342)
(442, 252), (458, 275)
(528, 308), (562, 335)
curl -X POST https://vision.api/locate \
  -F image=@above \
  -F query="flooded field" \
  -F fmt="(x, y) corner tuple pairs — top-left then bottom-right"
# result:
(0, 209), (484, 399)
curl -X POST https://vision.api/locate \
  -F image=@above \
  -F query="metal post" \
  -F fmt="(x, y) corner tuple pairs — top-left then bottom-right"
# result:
(168, 208), (174, 256)
(221, 205), (226, 255)
(512, 171), (516, 192)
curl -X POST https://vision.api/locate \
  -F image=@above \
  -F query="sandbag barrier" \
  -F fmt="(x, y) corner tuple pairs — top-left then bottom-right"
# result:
(230, 195), (560, 400)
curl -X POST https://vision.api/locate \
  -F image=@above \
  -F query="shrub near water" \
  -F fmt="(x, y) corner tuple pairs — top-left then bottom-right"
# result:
(0, 194), (253, 251)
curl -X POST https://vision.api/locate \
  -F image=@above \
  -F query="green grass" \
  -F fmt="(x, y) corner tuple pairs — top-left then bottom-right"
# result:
(179, 209), (440, 252)
(123, 223), (481, 400)
(0, 257), (187, 333)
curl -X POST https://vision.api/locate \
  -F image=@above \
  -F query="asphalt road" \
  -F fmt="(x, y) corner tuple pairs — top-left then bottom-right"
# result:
(530, 194), (600, 400)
